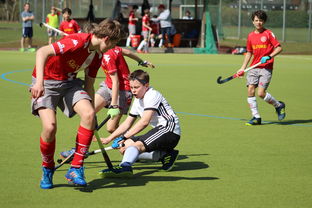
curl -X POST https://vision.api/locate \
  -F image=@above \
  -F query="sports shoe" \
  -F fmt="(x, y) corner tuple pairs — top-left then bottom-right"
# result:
(160, 150), (179, 171)
(28, 48), (36, 52)
(65, 167), (87, 186)
(245, 117), (262, 126)
(40, 167), (54, 189)
(275, 101), (286, 121)
(60, 148), (75, 163)
(99, 165), (133, 178)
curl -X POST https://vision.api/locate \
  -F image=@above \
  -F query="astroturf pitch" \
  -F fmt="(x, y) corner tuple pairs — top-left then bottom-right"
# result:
(0, 51), (311, 208)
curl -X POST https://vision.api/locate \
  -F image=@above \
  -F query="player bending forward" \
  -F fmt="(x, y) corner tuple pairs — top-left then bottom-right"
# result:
(99, 70), (181, 177)
(30, 19), (121, 189)
(237, 10), (286, 125)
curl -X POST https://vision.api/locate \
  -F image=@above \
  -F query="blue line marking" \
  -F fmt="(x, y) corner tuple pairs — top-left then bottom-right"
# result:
(1, 69), (31, 86)
(2, 69), (312, 127)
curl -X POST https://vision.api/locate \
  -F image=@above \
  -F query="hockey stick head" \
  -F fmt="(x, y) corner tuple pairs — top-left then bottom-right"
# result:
(39, 22), (43, 28)
(216, 76), (223, 84)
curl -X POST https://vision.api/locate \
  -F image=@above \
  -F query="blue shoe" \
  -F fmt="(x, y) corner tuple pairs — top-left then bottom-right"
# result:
(99, 165), (133, 178)
(60, 148), (75, 163)
(275, 101), (286, 121)
(65, 167), (87, 186)
(40, 167), (54, 189)
(245, 117), (261, 126)
(160, 150), (179, 171)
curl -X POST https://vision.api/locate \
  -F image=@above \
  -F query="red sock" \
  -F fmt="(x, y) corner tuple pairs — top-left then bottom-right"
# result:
(71, 126), (94, 168)
(40, 137), (55, 169)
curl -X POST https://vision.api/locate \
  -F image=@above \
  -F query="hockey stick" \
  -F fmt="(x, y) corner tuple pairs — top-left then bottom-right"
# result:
(55, 115), (112, 170)
(94, 115), (114, 169)
(39, 22), (68, 36)
(217, 62), (262, 84)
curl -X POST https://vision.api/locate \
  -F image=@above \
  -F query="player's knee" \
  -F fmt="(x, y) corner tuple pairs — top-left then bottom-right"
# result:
(43, 123), (57, 137)
(80, 109), (95, 125)
(258, 91), (266, 98)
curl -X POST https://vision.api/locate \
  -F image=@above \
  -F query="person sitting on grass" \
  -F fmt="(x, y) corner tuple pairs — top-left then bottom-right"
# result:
(98, 69), (181, 177)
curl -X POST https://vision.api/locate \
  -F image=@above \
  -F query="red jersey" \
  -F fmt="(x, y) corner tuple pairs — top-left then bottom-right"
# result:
(128, 11), (137, 25)
(59, 19), (81, 34)
(246, 29), (280, 70)
(101, 46), (130, 91)
(142, 14), (150, 31)
(32, 33), (102, 81)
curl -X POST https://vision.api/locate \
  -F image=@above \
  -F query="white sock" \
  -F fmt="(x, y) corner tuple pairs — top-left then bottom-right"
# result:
(120, 146), (139, 166)
(126, 37), (131, 47)
(150, 38), (155, 47)
(138, 151), (167, 162)
(247, 96), (260, 118)
(159, 39), (163, 48)
(137, 40), (146, 51)
(263, 92), (281, 108)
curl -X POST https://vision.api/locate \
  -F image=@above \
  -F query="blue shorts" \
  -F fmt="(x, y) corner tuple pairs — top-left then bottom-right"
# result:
(22, 27), (33, 38)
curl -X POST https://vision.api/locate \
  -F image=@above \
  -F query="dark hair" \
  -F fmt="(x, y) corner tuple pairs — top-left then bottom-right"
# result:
(251, 10), (267, 22)
(129, 70), (149, 85)
(133, 5), (138, 10)
(62, 7), (72, 15)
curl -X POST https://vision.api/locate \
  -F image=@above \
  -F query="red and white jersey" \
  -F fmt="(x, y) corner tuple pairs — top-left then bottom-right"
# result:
(32, 33), (102, 81)
(246, 29), (280, 70)
(101, 46), (130, 91)
(142, 14), (150, 31)
(128, 11), (137, 25)
(59, 19), (81, 34)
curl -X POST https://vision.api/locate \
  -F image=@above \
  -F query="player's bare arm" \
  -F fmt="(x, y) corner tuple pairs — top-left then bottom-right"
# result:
(101, 115), (137, 144)
(31, 45), (55, 98)
(84, 73), (96, 102)
(237, 51), (252, 76)
(123, 109), (154, 139)
(269, 45), (282, 58)
(122, 48), (155, 68)
(110, 72), (120, 106)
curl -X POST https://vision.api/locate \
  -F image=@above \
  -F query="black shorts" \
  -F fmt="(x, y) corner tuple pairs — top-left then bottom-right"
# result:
(22, 27), (33, 38)
(132, 126), (180, 152)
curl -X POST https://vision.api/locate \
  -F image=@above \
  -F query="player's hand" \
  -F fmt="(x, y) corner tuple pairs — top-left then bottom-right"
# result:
(236, 69), (245, 78)
(111, 136), (126, 149)
(260, 56), (271, 64)
(138, 60), (155, 68)
(30, 83), (44, 98)
(107, 107), (120, 119)
(100, 137), (111, 145)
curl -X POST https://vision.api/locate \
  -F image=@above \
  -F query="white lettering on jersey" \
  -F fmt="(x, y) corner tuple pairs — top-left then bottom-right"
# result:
(114, 49), (120, 54)
(72, 39), (78, 47)
(104, 54), (111, 64)
(57, 42), (65, 54)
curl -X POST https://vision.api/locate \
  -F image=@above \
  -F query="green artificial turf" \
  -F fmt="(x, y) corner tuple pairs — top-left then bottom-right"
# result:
(0, 51), (311, 208)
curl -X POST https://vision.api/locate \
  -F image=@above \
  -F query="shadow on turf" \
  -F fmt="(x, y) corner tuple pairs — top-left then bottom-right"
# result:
(262, 119), (312, 126)
(75, 158), (216, 192)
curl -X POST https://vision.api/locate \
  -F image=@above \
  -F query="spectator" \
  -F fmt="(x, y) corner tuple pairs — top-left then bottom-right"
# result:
(20, 3), (35, 52)
(46, 6), (62, 44)
(157, 4), (173, 48)
(126, 5), (138, 47)
(182, 10), (193, 20)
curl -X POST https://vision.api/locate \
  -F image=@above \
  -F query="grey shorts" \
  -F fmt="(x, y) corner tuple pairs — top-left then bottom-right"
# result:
(246, 68), (272, 89)
(96, 82), (132, 115)
(128, 24), (136, 35)
(31, 77), (91, 118)
(141, 31), (149, 39)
